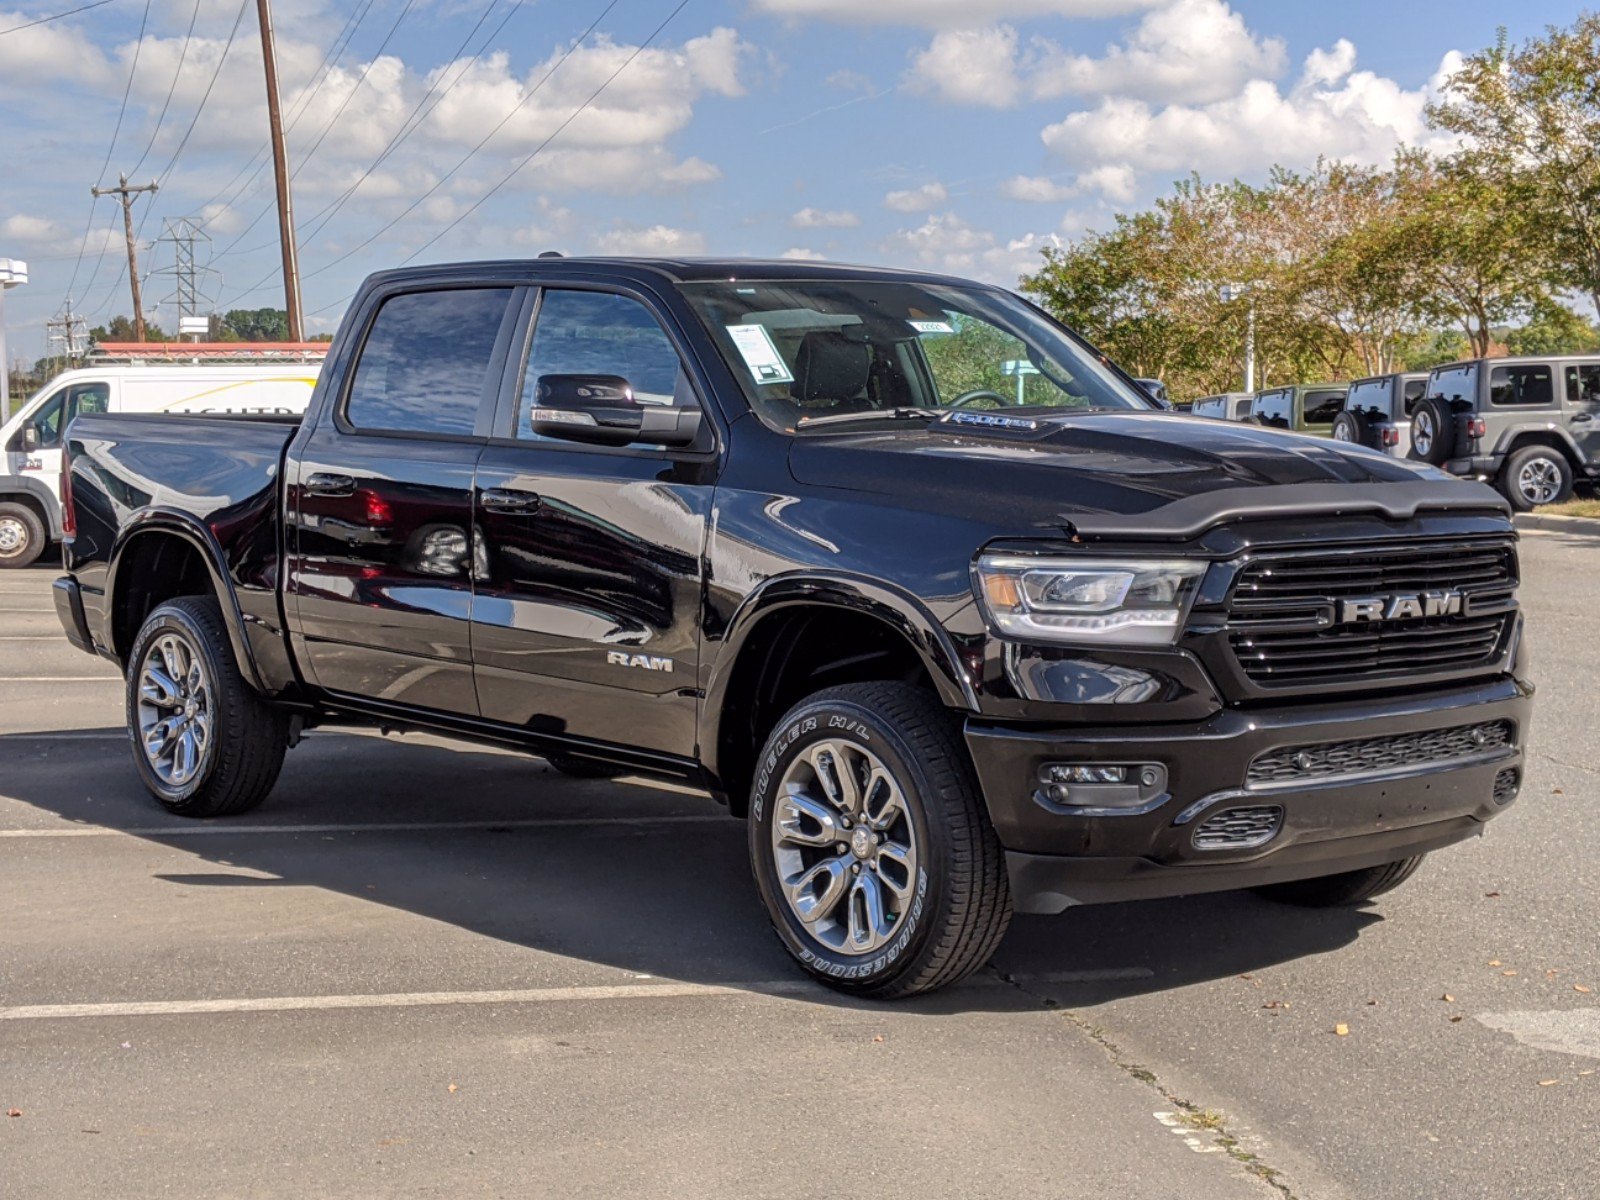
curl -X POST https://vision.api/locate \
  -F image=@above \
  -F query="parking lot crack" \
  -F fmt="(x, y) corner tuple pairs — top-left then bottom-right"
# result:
(988, 966), (1299, 1199)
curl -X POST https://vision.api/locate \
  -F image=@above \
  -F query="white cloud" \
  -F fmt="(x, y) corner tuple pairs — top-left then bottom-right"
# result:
(905, 2), (1287, 110)
(1040, 42), (1463, 178)
(1000, 165), (1135, 204)
(593, 224), (709, 256)
(1001, 175), (1077, 203)
(1030, 0), (1287, 105)
(880, 212), (1059, 283)
(792, 207), (860, 228)
(0, 10), (109, 87)
(884, 182), (949, 213)
(0, 214), (77, 255)
(905, 26), (1021, 107)
(780, 247), (827, 260)
(751, 0), (1159, 27)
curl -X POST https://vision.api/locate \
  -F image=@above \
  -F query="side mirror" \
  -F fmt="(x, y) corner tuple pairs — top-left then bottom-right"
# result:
(527, 374), (703, 448)
(21, 426), (39, 452)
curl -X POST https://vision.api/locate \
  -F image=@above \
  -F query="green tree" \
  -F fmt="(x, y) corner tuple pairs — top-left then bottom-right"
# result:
(1504, 297), (1600, 355)
(217, 308), (291, 341)
(89, 316), (171, 342)
(1428, 17), (1600, 319)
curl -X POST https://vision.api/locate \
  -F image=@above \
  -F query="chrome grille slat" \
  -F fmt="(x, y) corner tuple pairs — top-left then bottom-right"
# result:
(1224, 537), (1517, 690)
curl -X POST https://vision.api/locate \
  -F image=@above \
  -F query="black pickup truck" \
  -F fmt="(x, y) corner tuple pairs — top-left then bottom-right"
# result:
(54, 258), (1533, 997)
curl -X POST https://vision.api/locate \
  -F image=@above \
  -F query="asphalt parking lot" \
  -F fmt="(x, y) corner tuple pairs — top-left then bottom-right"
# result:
(2, 532), (1596, 1199)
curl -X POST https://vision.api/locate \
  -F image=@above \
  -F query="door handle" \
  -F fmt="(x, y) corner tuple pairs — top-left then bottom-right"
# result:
(304, 472), (356, 497)
(480, 486), (541, 514)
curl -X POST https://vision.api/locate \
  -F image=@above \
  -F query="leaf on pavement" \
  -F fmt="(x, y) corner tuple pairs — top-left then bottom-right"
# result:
(1484, 891), (1501, 898)
(6, 1109), (20, 1118)
(1442, 994), (1455, 1002)
(1334, 1023), (1350, 1036)
(447, 1083), (459, 1094)
(1576, 985), (1593, 994)
(1449, 1015), (1464, 1023)
(1502, 969), (1519, 977)
(1538, 1079), (1559, 1087)
(1488, 960), (1502, 967)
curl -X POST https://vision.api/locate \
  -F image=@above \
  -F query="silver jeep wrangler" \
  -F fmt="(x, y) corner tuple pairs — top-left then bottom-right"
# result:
(1410, 355), (1600, 510)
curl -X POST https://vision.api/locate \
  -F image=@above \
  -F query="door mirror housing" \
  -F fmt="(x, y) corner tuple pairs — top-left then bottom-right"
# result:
(527, 374), (703, 448)
(21, 425), (39, 452)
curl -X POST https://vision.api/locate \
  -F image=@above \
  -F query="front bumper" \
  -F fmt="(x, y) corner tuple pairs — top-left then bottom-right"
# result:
(965, 676), (1531, 914)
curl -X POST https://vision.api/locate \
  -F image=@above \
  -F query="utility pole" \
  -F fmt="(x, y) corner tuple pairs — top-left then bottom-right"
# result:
(47, 302), (89, 372)
(256, 0), (303, 341)
(91, 174), (159, 341)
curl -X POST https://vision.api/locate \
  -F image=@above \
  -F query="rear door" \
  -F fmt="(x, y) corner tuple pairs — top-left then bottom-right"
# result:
(470, 283), (716, 758)
(286, 284), (521, 716)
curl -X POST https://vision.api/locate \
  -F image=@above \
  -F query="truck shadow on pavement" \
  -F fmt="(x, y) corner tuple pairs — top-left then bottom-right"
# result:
(2, 728), (1380, 1015)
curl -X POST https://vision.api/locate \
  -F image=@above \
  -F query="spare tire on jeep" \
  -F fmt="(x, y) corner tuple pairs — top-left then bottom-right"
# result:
(1409, 396), (1456, 465)
(1330, 409), (1371, 448)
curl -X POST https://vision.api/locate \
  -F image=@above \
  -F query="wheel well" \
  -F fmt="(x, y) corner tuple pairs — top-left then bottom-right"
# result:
(0, 491), (50, 532)
(111, 533), (215, 662)
(1505, 433), (1581, 469)
(714, 605), (939, 816)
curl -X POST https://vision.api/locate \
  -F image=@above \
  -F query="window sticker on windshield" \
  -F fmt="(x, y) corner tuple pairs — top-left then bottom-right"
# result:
(726, 324), (794, 385)
(908, 319), (954, 335)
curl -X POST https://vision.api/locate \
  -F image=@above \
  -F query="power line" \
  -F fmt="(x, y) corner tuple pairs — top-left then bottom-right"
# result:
(0, 0), (117, 37)
(297, 0), (523, 244)
(126, 0), (203, 180)
(296, 0), (622, 288)
(62, 0), (153, 309)
(400, 0), (690, 264)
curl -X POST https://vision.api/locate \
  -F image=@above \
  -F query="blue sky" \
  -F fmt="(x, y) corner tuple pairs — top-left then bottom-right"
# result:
(0, 0), (1576, 357)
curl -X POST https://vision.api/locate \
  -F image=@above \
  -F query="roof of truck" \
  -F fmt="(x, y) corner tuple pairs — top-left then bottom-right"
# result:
(363, 257), (994, 290)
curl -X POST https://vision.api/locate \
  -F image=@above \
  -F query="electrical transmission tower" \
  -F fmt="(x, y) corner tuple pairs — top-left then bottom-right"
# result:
(47, 302), (89, 371)
(154, 218), (217, 333)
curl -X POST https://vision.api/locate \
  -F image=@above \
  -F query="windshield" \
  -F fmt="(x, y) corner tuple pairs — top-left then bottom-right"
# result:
(676, 279), (1154, 431)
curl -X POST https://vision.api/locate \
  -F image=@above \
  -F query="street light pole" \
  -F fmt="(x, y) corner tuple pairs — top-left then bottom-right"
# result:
(1221, 283), (1257, 393)
(0, 259), (27, 423)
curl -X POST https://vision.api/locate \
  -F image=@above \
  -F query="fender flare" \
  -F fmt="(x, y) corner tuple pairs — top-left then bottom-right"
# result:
(0, 475), (63, 538)
(105, 508), (269, 693)
(1494, 423), (1588, 466)
(699, 570), (979, 786)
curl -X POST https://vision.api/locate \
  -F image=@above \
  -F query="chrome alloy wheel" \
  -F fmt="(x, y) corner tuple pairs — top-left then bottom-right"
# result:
(771, 738), (919, 956)
(1517, 457), (1562, 505)
(0, 516), (26, 555)
(1412, 408), (1434, 457)
(135, 632), (213, 788)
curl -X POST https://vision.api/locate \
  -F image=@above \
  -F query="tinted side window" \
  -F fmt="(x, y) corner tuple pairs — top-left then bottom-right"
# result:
(1489, 364), (1554, 406)
(345, 288), (514, 435)
(68, 383), (110, 424)
(1254, 391), (1291, 428)
(1347, 381), (1387, 416)
(1303, 390), (1346, 427)
(1400, 378), (1426, 416)
(1565, 365), (1600, 404)
(517, 290), (692, 438)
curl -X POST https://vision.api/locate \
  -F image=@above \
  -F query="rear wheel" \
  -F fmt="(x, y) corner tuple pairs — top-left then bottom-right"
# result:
(1500, 445), (1573, 510)
(126, 597), (288, 817)
(748, 682), (1011, 999)
(0, 502), (46, 569)
(1254, 856), (1425, 907)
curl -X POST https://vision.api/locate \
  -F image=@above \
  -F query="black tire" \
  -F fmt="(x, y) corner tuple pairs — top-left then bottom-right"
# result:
(1330, 409), (1370, 448)
(1409, 397), (1456, 465)
(0, 501), (47, 569)
(545, 754), (623, 779)
(1499, 445), (1574, 511)
(747, 682), (1012, 999)
(1254, 855), (1425, 907)
(125, 597), (288, 817)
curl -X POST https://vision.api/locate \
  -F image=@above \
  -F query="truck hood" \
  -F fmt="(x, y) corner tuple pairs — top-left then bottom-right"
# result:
(786, 411), (1487, 540)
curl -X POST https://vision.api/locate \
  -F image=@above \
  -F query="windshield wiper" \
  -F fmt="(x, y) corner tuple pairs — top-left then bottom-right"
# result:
(795, 406), (941, 429)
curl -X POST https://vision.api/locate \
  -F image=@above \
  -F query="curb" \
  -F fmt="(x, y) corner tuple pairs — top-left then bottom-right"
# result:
(1514, 512), (1600, 537)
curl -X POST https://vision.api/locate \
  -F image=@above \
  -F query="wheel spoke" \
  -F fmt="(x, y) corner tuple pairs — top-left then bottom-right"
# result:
(808, 743), (845, 810)
(862, 767), (903, 830)
(777, 788), (844, 848)
(847, 872), (889, 950)
(143, 716), (180, 759)
(140, 666), (181, 708)
(175, 727), (199, 782)
(785, 858), (849, 925)
(872, 843), (914, 900)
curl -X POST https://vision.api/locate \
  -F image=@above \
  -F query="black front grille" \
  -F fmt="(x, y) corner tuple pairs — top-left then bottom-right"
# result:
(1226, 539), (1516, 690)
(1193, 805), (1283, 850)
(1247, 720), (1514, 786)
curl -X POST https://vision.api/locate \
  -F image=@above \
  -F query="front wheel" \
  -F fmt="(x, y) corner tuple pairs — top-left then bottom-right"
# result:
(1500, 445), (1573, 511)
(0, 502), (47, 569)
(1253, 856), (1425, 907)
(126, 597), (289, 816)
(748, 682), (1012, 999)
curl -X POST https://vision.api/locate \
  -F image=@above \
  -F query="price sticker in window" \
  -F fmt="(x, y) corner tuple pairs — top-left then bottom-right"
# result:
(726, 324), (794, 385)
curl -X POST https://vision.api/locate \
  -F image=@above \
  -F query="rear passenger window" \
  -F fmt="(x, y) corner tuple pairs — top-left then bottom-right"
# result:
(1303, 390), (1346, 427)
(1401, 378), (1426, 416)
(346, 288), (514, 435)
(1566, 365), (1600, 404)
(1489, 364), (1554, 406)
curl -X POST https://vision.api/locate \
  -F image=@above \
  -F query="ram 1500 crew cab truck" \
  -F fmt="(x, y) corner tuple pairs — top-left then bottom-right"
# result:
(54, 258), (1534, 998)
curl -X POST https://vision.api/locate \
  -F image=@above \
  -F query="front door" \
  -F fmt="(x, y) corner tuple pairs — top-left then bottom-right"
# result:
(471, 285), (715, 758)
(1563, 363), (1600, 464)
(286, 284), (521, 716)
(5, 380), (110, 512)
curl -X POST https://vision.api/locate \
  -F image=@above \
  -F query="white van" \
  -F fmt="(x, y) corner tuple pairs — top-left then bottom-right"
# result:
(0, 348), (323, 567)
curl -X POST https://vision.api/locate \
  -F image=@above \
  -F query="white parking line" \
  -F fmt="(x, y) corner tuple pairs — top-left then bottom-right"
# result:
(0, 814), (729, 839)
(0, 968), (1157, 1021)
(0, 675), (119, 683)
(0, 635), (69, 640)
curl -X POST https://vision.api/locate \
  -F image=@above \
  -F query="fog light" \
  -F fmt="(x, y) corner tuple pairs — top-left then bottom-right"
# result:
(1038, 762), (1167, 814)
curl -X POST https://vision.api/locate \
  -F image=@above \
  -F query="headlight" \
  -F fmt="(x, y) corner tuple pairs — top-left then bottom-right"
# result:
(973, 554), (1207, 646)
